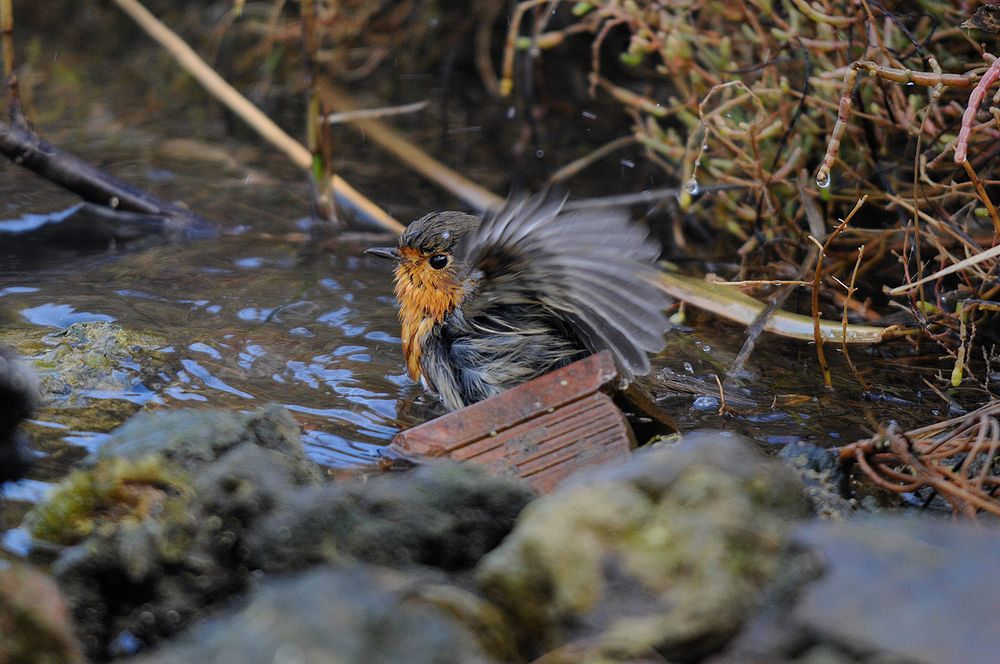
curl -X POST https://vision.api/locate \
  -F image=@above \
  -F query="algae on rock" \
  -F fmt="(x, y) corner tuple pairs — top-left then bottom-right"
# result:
(476, 430), (810, 663)
(25, 455), (191, 546)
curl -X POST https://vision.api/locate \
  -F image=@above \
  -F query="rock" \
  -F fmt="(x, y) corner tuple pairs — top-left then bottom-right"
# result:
(3, 321), (173, 436)
(716, 517), (1000, 663)
(777, 442), (854, 518)
(26, 405), (322, 659)
(0, 346), (38, 483)
(243, 461), (534, 572)
(25, 455), (191, 546)
(132, 566), (509, 664)
(0, 564), (85, 664)
(476, 430), (810, 663)
(32, 322), (167, 406)
(28, 407), (529, 660)
(94, 403), (322, 483)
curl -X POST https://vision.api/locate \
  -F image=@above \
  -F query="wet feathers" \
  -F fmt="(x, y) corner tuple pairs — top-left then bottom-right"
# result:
(380, 195), (670, 411)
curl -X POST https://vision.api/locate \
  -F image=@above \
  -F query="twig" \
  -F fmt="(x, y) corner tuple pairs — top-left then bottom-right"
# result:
(110, 0), (403, 233)
(960, 159), (1000, 235)
(813, 196), (867, 388)
(887, 240), (1000, 295)
(841, 245), (868, 391)
(548, 135), (637, 184)
(300, 0), (337, 224)
(0, 118), (209, 230)
(658, 270), (895, 344)
(955, 55), (1000, 164)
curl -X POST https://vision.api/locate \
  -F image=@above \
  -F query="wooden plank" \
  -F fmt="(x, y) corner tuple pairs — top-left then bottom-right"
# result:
(389, 351), (634, 492)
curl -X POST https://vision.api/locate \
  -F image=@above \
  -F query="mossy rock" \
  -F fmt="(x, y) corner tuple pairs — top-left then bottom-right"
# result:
(476, 430), (810, 662)
(25, 455), (191, 546)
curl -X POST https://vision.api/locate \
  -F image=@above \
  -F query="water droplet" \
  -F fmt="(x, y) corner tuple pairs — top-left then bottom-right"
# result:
(685, 178), (701, 196)
(815, 171), (831, 189)
(582, 110), (597, 120)
(683, 361), (694, 373)
(620, 158), (635, 168)
(905, 81), (915, 87)
(535, 149), (545, 158)
(506, 106), (516, 119)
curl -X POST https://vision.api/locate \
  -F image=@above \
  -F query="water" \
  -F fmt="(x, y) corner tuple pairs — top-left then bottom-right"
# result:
(0, 18), (965, 551)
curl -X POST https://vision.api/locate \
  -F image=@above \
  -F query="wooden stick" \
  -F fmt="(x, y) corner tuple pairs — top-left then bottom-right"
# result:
(0, 118), (209, 229)
(110, 0), (403, 234)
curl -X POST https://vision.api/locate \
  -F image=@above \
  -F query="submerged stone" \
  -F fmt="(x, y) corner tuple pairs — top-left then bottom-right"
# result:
(476, 430), (810, 662)
(778, 441), (854, 519)
(32, 322), (168, 406)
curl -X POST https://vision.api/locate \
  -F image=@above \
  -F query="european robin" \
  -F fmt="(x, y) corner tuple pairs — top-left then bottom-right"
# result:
(366, 195), (670, 411)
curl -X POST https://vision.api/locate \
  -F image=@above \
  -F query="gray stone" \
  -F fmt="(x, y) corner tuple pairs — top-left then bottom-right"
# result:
(715, 517), (1000, 664)
(243, 461), (535, 572)
(476, 430), (810, 663)
(791, 518), (1000, 664)
(132, 566), (508, 664)
(95, 403), (322, 483)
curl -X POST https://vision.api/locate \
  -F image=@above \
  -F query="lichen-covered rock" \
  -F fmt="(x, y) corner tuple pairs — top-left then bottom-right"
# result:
(132, 566), (509, 664)
(94, 404), (321, 483)
(25, 455), (191, 546)
(0, 564), (84, 664)
(45, 442), (312, 659)
(243, 461), (535, 572)
(476, 430), (810, 663)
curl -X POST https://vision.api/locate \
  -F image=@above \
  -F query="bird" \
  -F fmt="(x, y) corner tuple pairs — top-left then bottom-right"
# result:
(366, 194), (670, 411)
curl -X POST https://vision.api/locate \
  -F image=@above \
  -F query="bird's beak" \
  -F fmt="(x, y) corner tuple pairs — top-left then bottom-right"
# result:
(365, 246), (400, 261)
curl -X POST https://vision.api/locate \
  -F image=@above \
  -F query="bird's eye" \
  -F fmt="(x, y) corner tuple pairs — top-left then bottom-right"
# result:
(428, 254), (449, 270)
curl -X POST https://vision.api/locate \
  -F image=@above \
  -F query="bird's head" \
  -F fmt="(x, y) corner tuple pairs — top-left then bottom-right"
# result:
(366, 210), (479, 324)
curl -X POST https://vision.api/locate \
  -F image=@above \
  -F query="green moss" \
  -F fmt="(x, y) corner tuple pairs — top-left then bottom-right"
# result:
(26, 456), (191, 546)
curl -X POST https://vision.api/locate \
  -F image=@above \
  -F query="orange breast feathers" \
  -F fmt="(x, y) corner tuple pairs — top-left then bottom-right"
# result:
(392, 249), (466, 381)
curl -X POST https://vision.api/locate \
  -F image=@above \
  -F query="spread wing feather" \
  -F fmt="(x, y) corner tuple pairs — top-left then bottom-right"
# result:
(454, 194), (670, 381)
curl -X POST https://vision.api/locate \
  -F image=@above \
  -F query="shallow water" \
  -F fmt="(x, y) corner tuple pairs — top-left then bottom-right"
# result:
(0, 19), (974, 550)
